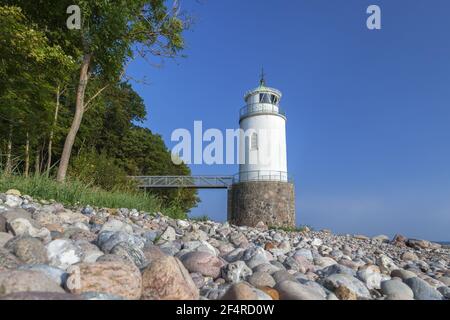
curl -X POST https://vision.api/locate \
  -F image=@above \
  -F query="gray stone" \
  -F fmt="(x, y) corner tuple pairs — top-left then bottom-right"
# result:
(377, 254), (399, 274)
(272, 270), (298, 283)
(81, 292), (124, 300)
(404, 277), (443, 300)
(319, 263), (356, 277)
(253, 263), (280, 274)
(159, 241), (181, 256)
(182, 240), (217, 256)
(322, 273), (371, 299)
(5, 236), (48, 264)
(222, 260), (252, 283)
(159, 226), (177, 242)
(0, 270), (65, 296)
(0, 215), (6, 232)
(293, 249), (313, 261)
(142, 230), (159, 243)
(244, 247), (269, 269)
(97, 231), (145, 253)
(181, 251), (225, 278)
(7, 218), (50, 242)
(4, 195), (23, 208)
(390, 269), (417, 281)
(0, 248), (21, 270)
(46, 239), (83, 270)
(0, 232), (13, 248)
(275, 280), (325, 300)
(0, 292), (83, 300)
(18, 264), (68, 286)
(110, 241), (147, 269)
(380, 279), (414, 300)
(2, 208), (31, 222)
(357, 265), (382, 290)
(248, 272), (276, 288)
(100, 219), (133, 234)
(437, 286), (450, 299)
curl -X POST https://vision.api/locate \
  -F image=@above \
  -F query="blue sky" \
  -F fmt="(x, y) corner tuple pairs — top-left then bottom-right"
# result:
(128, 0), (450, 241)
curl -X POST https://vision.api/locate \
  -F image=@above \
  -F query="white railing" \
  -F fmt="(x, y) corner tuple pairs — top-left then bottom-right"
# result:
(240, 103), (285, 119)
(234, 170), (290, 183)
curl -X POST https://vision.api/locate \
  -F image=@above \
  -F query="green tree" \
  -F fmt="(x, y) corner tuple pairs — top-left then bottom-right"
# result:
(0, 6), (74, 175)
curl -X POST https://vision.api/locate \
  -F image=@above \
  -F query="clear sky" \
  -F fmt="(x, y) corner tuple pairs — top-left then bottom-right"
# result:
(127, 0), (450, 241)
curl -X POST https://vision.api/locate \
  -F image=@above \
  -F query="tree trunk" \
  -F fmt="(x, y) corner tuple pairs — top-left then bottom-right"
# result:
(56, 54), (91, 182)
(47, 85), (61, 176)
(4, 125), (12, 176)
(35, 148), (40, 175)
(24, 132), (30, 177)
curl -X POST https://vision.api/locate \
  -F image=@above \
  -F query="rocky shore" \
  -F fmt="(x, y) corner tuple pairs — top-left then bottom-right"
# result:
(0, 189), (448, 300)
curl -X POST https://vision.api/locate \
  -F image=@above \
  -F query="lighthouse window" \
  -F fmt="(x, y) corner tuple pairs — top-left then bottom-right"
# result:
(259, 93), (270, 104)
(250, 132), (258, 150)
(259, 93), (278, 104)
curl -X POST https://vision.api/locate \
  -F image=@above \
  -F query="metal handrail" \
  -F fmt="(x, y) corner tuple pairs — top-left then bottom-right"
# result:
(239, 103), (285, 119)
(129, 176), (233, 189)
(233, 170), (291, 183)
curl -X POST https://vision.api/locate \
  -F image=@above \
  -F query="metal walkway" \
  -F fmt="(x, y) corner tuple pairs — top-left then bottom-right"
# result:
(130, 176), (233, 189)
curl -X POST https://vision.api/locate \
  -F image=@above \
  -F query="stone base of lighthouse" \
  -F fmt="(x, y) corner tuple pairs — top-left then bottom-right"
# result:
(228, 181), (295, 228)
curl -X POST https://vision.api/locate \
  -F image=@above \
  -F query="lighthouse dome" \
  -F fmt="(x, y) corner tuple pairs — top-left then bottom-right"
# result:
(244, 82), (282, 104)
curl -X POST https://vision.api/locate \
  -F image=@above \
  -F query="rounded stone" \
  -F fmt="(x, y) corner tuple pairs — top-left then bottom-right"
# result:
(46, 239), (83, 270)
(0, 270), (65, 296)
(253, 263), (280, 274)
(110, 242), (147, 269)
(0, 232), (13, 248)
(258, 286), (280, 300)
(322, 273), (371, 299)
(380, 279), (414, 300)
(272, 270), (298, 283)
(0, 248), (21, 269)
(222, 260), (252, 283)
(7, 218), (50, 242)
(142, 244), (167, 264)
(5, 236), (48, 264)
(221, 282), (259, 300)
(275, 280), (325, 300)
(100, 219), (133, 234)
(0, 215), (6, 233)
(248, 272), (276, 288)
(390, 269), (417, 281)
(335, 285), (357, 300)
(0, 292), (83, 300)
(141, 256), (199, 300)
(66, 261), (142, 300)
(18, 264), (68, 286)
(180, 251), (225, 278)
(401, 251), (419, 261)
(404, 277), (443, 300)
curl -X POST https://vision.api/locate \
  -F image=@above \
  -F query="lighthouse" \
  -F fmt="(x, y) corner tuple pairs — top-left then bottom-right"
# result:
(228, 71), (296, 228)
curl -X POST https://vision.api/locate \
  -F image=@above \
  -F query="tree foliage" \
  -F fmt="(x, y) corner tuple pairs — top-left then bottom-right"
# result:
(0, 3), (198, 213)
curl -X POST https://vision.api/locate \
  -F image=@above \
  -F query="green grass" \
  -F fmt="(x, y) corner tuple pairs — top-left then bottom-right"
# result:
(189, 214), (210, 222)
(269, 225), (313, 233)
(0, 174), (163, 214)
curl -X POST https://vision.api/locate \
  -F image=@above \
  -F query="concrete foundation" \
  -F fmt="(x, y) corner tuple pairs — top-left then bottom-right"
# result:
(228, 181), (295, 228)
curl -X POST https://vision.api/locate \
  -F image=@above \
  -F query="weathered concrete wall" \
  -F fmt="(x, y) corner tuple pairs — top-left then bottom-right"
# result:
(228, 181), (295, 228)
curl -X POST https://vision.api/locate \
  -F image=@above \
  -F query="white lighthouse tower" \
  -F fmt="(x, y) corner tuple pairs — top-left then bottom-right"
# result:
(238, 70), (288, 182)
(229, 71), (295, 228)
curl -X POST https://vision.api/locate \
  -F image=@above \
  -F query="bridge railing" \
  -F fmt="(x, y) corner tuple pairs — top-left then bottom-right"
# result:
(130, 176), (233, 189)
